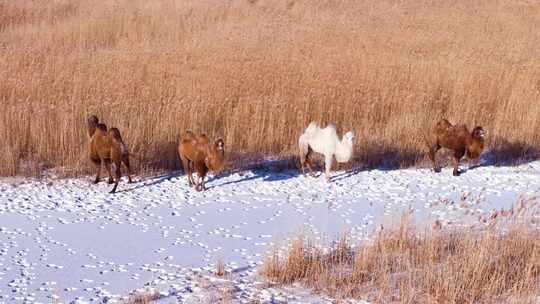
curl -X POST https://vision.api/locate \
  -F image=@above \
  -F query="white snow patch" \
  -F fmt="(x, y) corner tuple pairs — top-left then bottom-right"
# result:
(0, 161), (539, 302)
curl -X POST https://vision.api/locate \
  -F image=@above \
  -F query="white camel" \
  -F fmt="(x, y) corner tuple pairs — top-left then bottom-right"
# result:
(298, 122), (354, 181)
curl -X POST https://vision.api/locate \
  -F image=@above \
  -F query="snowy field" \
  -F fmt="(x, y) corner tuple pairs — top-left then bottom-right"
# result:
(1, 160), (540, 303)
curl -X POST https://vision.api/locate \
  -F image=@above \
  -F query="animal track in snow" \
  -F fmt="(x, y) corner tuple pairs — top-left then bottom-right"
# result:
(0, 162), (539, 302)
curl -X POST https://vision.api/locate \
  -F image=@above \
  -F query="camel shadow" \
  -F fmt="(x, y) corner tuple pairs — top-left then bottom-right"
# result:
(206, 169), (300, 189)
(460, 155), (493, 173)
(116, 158), (300, 192)
(461, 151), (538, 174)
(231, 265), (253, 274)
(487, 137), (540, 166)
(329, 166), (363, 182)
(115, 171), (183, 193)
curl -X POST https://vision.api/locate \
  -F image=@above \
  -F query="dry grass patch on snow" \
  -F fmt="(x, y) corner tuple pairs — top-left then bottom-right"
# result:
(261, 216), (540, 303)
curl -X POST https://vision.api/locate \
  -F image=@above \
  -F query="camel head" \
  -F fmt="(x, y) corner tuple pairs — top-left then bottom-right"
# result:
(335, 131), (354, 163)
(471, 126), (486, 140)
(205, 138), (225, 174)
(215, 138), (225, 154)
(467, 126), (485, 159)
(343, 131), (354, 143)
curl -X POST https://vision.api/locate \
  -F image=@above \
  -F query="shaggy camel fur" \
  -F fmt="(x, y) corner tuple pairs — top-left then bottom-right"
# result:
(427, 119), (486, 176)
(298, 122), (354, 181)
(87, 115), (133, 193)
(178, 131), (225, 191)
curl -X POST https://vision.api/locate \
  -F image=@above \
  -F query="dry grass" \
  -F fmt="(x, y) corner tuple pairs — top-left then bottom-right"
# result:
(261, 216), (540, 303)
(49, 289), (60, 304)
(216, 258), (227, 277)
(2, 0), (540, 176)
(121, 291), (161, 304)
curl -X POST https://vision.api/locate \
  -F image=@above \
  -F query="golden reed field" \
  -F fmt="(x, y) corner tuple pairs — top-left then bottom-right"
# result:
(1, 0), (540, 176)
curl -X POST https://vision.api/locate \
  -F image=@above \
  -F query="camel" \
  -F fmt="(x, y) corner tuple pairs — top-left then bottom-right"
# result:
(426, 119), (485, 176)
(298, 122), (354, 181)
(178, 131), (225, 191)
(87, 115), (133, 193)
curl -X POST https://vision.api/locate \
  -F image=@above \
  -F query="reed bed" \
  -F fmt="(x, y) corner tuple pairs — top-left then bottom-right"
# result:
(1, 0), (540, 176)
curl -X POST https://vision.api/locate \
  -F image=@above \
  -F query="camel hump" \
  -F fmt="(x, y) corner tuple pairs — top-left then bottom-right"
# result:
(325, 123), (337, 133)
(181, 130), (195, 141)
(96, 123), (108, 132)
(436, 119), (452, 130)
(325, 123), (336, 130)
(305, 122), (319, 134)
(108, 127), (123, 142)
(319, 123), (337, 137)
(302, 121), (339, 139)
(435, 119), (453, 134)
(196, 134), (210, 145)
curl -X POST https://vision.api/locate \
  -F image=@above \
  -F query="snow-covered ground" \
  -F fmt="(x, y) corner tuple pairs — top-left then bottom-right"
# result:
(0, 160), (539, 303)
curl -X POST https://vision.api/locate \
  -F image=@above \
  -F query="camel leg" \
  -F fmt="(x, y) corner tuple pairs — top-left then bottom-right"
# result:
(194, 173), (203, 191)
(324, 154), (333, 181)
(299, 143), (309, 175)
(180, 156), (194, 187)
(194, 163), (206, 191)
(110, 161), (122, 193)
(428, 144), (441, 173)
(300, 146), (316, 177)
(188, 160), (199, 186)
(91, 157), (102, 184)
(195, 176), (200, 191)
(305, 147), (317, 177)
(197, 175), (206, 191)
(307, 162), (316, 177)
(300, 154), (313, 176)
(180, 156), (190, 186)
(201, 169), (208, 191)
(190, 161), (200, 186)
(300, 156), (306, 175)
(301, 156), (316, 177)
(453, 150), (465, 176)
(122, 154), (133, 183)
(103, 159), (114, 184)
(299, 143), (316, 177)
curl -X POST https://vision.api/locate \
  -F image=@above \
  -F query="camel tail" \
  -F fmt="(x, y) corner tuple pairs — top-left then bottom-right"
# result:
(108, 127), (124, 142)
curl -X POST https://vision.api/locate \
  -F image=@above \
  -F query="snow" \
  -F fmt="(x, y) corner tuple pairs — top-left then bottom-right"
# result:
(0, 161), (539, 303)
